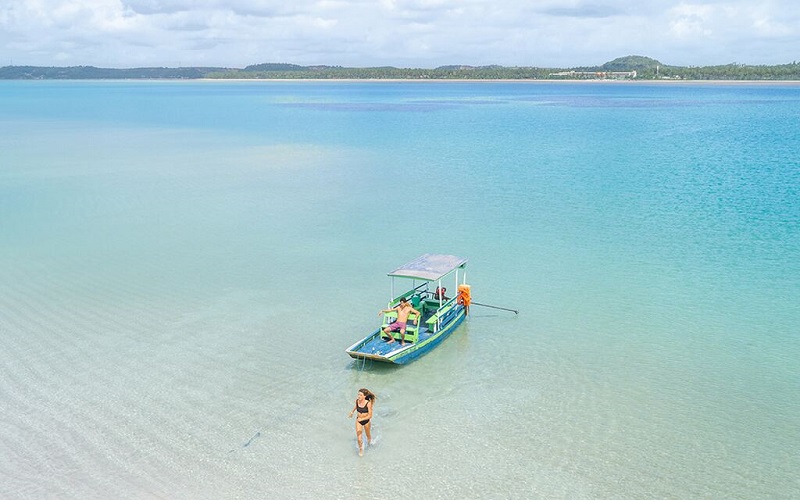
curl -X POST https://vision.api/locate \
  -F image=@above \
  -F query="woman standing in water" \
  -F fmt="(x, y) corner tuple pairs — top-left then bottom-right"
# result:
(348, 388), (375, 456)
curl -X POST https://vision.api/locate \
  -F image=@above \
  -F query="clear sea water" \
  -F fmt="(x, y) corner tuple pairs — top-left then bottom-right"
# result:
(1, 80), (798, 499)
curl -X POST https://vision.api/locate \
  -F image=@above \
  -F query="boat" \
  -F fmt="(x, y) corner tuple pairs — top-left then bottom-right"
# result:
(345, 253), (472, 365)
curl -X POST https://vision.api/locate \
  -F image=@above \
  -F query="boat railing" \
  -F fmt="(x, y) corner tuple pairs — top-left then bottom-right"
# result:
(425, 296), (461, 333)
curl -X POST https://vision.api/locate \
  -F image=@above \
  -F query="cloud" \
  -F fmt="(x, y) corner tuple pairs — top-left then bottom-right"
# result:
(542, 4), (621, 19)
(121, 0), (298, 16)
(669, 4), (715, 38)
(1, 0), (799, 68)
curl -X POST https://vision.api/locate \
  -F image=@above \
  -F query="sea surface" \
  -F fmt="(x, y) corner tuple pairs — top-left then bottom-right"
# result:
(1, 79), (798, 499)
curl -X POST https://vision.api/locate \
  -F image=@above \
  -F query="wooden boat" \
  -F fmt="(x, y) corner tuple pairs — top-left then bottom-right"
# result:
(346, 253), (471, 365)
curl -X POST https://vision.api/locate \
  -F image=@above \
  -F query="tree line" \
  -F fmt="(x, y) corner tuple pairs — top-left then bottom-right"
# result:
(3, 59), (800, 80)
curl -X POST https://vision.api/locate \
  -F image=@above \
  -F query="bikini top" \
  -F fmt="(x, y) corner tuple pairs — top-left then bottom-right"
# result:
(356, 401), (369, 413)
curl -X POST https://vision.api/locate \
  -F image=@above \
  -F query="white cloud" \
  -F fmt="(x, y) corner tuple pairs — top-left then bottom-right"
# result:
(669, 4), (714, 39)
(1, 0), (799, 68)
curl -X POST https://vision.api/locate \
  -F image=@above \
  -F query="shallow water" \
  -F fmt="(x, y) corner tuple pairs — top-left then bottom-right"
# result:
(1, 80), (798, 499)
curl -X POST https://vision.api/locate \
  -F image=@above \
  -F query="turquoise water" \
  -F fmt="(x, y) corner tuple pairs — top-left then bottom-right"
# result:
(1, 80), (798, 499)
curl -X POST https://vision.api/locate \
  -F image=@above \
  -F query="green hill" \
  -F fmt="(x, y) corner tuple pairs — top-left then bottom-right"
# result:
(601, 55), (664, 71)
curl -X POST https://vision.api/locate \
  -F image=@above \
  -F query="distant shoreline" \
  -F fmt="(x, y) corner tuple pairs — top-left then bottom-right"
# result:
(4, 56), (800, 81)
(5, 76), (800, 85)
(195, 78), (800, 85)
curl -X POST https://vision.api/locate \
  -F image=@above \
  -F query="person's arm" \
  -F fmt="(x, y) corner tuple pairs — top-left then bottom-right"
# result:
(366, 401), (373, 420)
(411, 308), (421, 324)
(378, 306), (398, 316)
(348, 400), (357, 418)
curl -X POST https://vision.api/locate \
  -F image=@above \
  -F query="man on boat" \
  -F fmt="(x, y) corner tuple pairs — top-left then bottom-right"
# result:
(378, 297), (420, 346)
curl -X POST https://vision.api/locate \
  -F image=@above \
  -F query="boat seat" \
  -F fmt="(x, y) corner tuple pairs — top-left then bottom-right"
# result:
(425, 302), (455, 333)
(381, 311), (420, 343)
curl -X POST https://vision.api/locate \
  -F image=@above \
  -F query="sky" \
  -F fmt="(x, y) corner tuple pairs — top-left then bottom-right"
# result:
(1, 0), (799, 69)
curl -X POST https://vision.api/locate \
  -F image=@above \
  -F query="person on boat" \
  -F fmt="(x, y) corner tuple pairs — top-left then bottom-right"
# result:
(348, 388), (376, 456)
(378, 297), (420, 346)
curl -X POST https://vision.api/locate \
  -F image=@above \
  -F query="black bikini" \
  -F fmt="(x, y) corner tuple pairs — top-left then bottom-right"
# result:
(356, 400), (370, 425)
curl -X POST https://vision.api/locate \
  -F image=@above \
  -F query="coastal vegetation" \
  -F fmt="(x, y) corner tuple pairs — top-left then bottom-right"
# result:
(0, 66), (217, 79)
(2, 56), (800, 80)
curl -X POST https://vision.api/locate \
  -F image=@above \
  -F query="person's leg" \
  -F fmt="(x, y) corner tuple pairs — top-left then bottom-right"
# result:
(364, 421), (372, 445)
(383, 325), (396, 343)
(399, 326), (406, 345)
(356, 422), (364, 456)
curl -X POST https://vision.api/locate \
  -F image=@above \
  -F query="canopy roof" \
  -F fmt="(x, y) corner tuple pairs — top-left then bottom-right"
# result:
(387, 254), (467, 282)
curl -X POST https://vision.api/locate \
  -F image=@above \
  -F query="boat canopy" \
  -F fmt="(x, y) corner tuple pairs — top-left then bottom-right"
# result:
(387, 254), (467, 282)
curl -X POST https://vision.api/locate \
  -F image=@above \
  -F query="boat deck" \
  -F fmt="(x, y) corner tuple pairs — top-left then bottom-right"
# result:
(357, 325), (434, 356)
